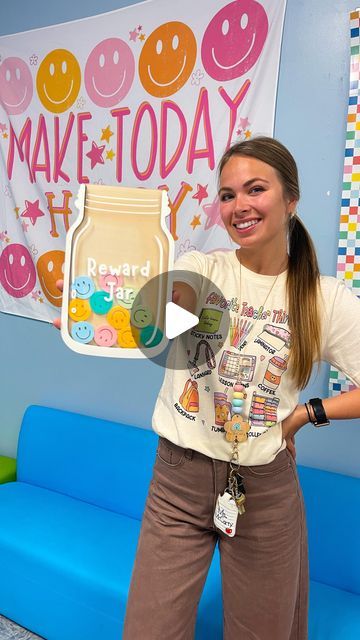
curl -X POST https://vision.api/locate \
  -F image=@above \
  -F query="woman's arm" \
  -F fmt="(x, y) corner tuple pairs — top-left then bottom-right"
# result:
(282, 387), (360, 440)
(172, 281), (197, 314)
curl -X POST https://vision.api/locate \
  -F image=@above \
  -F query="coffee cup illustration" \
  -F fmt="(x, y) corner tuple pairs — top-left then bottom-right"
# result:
(263, 356), (287, 390)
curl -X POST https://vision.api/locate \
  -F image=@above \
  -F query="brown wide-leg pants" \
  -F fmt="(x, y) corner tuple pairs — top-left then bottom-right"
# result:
(123, 437), (308, 640)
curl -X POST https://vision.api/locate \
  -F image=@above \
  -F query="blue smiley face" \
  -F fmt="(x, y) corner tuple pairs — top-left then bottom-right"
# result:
(90, 290), (113, 315)
(71, 321), (94, 344)
(71, 276), (96, 299)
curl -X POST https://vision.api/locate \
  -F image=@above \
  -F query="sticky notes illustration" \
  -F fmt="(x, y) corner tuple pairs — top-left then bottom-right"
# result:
(196, 308), (223, 333)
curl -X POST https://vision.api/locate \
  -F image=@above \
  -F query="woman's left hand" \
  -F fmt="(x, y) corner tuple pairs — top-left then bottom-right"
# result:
(282, 405), (309, 460)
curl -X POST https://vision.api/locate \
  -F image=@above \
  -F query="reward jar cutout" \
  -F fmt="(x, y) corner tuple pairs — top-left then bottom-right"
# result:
(61, 184), (174, 358)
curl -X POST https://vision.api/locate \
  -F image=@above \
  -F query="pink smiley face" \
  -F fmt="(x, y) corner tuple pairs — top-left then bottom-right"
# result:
(0, 57), (33, 115)
(201, 0), (268, 81)
(0, 244), (36, 298)
(84, 38), (135, 107)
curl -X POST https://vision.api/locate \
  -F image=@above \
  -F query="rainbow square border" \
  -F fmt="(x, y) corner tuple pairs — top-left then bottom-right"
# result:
(329, 10), (360, 396)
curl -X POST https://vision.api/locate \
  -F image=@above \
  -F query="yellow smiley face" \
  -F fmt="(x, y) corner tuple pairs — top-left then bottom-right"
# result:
(107, 305), (130, 330)
(68, 298), (91, 322)
(117, 326), (139, 349)
(139, 21), (197, 98)
(37, 49), (81, 113)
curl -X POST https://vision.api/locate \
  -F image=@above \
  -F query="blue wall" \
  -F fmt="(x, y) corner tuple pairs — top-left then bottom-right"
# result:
(1, 0), (359, 476)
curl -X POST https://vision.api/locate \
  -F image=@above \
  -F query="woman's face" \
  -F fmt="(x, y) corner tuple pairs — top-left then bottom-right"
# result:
(218, 155), (295, 252)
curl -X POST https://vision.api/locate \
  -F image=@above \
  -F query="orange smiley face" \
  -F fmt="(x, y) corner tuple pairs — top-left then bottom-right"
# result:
(139, 21), (197, 98)
(36, 49), (81, 113)
(36, 250), (65, 308)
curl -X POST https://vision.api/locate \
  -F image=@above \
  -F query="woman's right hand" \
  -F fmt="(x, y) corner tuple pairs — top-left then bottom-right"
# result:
(53, 279), (64, 329)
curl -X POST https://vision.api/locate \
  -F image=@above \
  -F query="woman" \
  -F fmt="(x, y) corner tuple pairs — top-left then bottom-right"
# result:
(122, 137), (360, 639)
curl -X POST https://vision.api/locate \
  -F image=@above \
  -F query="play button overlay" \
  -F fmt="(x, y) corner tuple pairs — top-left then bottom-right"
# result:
(130, 270), (230, 371)
(165, 302), (199, 339)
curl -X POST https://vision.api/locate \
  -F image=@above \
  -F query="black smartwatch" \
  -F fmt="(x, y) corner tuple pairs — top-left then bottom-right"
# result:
(308, 398), (330, 427)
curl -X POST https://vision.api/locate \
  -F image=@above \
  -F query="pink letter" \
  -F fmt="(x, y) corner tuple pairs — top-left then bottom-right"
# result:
(187, 88), (215, 175)
(53, 112), (75, 183)
(158, 182), (193, 241)
(77, 112), (92, 184)
(160, 100), (187, 179)
(131, 102), (157, 181)
(31, 114), (51, 183)
(218, 80), (251, 149)
(111, 107), (131, 183)
(7, 118), (33, 182)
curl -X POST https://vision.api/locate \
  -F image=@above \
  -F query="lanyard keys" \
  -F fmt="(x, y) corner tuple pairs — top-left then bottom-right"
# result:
(228, 469), (246, 515)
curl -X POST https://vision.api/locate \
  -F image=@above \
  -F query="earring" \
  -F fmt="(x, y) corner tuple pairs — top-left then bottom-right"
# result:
(290, 209), (297, 219)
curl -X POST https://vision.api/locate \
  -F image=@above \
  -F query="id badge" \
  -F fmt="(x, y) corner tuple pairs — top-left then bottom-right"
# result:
(213, 491), (238, 537)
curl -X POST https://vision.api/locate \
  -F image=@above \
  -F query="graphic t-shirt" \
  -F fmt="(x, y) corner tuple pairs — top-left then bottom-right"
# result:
(152, 250), (360, 465)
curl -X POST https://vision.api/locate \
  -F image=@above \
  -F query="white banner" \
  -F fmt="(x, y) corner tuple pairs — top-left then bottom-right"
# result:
(0, 0), (286, 322)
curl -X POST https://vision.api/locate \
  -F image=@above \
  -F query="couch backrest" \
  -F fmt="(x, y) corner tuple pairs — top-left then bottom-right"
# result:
(17, 405), (158, 520)
(298, 465), (360, 595)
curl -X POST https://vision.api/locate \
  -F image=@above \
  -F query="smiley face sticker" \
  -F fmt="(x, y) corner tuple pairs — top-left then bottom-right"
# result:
(85, 38), (135, 107)
(139, 21), (197, 97)
(0, 244), (36, 298)
(201, 0), (268, 81)
(36, 49), (81, 113)
(36, 250), (65, 308)
(0, 57), (33, 115)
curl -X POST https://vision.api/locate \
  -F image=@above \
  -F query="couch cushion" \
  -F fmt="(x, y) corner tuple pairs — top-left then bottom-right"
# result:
(0, 481), (140, 640)
(17, 405), (158, 519)
(298, 465), (360, 595)
(0, 480), (223, 640)
(309, 580), (360, 640)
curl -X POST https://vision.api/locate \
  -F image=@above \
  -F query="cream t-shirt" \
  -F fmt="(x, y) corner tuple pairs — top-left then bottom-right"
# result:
(152, 250), (360, 465)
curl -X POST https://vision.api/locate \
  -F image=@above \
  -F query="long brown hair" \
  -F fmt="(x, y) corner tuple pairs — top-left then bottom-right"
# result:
(218, 136), (321, 389)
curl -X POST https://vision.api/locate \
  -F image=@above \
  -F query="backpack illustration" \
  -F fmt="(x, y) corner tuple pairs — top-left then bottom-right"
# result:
(179, 379), (199, 413)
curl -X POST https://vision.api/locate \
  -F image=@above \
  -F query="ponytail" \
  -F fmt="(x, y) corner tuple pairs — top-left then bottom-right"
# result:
(218, 136), (323, 390)
(287, 215), (321, 388)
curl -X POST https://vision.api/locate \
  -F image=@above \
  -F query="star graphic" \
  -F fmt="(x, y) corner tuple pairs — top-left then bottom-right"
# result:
(190, 215), (201, 230)
(137, 25), (143, 31)
(202, 195), (225, 231)
(31, 290), (40, 301)
(86, 141), (105, 169)
(21, 220), (29, 232)
(129, 28), (138, 42)
(101, 125), (114, 143)
(244, 129), (252, 139)
(76, 96), (86, 109)
(0, 123), (7, 133)
(236, 128), (242, 136)
(192, 184), (208, 206)
(29, 54), (38, 66)
(2, 132), (8, 139)
(239, 117), (250, 129)
(106, 149), (115, 161)
(21, 200), (45, 226)
(139, 33), (146, 41)
(14, 207), (20, 219)
(0, 231), (8, 241)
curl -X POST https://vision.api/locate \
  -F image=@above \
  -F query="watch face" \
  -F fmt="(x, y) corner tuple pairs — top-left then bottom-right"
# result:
(314, 420), (330, 427)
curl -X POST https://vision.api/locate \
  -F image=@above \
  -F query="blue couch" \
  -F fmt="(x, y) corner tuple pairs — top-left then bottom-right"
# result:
(0, 405), (359, 640)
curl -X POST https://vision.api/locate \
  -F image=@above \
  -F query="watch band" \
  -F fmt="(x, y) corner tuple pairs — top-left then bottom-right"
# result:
(308, 398), (330, 427)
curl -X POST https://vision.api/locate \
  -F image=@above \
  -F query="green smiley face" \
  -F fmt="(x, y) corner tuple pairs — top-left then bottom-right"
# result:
(131, 305), (153, 328)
